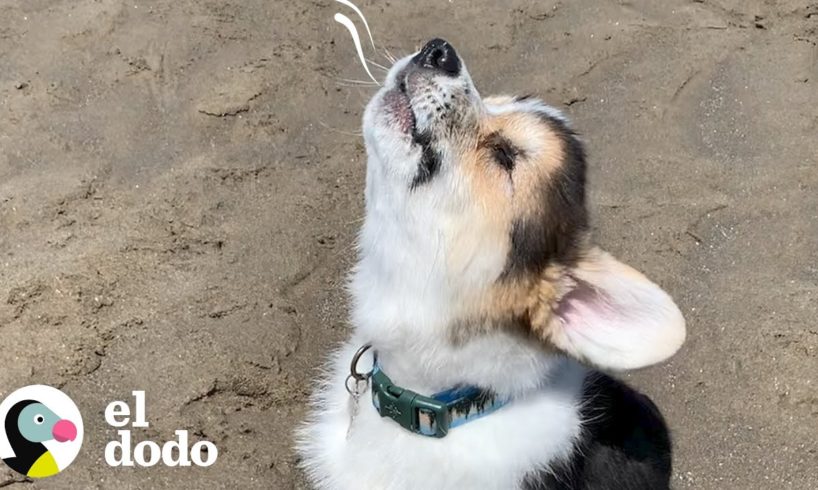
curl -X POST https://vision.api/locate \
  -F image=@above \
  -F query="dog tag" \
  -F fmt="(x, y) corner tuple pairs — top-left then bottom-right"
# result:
(345, 374), (368, 438)
(345, 343), (373, 439)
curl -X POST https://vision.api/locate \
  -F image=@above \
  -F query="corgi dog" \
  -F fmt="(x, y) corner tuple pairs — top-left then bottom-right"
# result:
(297, 39), (686, 490)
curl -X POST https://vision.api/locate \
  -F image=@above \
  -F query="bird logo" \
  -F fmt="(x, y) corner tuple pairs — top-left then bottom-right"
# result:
(0, 385), (83, 479)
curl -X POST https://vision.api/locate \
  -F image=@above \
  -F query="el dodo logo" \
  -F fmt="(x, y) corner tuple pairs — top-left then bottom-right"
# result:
(0, 385), (83, 479)
(104, 391), (218, 468)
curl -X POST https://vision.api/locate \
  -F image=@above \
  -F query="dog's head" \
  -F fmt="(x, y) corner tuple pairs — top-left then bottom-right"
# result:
(359, 39), (685, 371)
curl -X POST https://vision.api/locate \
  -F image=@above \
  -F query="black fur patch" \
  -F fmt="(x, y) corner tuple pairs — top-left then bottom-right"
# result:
(502, 114), (588, 277)
(522, 374), (673, 490)
(410, 129), (442, 189)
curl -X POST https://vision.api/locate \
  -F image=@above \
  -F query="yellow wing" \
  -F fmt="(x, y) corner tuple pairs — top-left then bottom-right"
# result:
(27, 451), (60, 478)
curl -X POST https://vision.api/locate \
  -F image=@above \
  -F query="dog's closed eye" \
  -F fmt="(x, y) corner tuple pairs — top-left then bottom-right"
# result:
(484, 132), (520, 173)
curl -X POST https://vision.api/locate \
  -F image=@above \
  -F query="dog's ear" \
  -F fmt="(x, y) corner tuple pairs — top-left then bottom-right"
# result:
(542, 248), (686, 370)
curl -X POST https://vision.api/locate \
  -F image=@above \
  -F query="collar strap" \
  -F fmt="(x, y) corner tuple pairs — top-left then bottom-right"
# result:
(370, 362), (509, 438)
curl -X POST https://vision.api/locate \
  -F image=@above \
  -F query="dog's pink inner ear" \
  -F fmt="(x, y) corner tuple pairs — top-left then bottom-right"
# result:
(548, 250), (686, 371)
(555, 280), (612, 323)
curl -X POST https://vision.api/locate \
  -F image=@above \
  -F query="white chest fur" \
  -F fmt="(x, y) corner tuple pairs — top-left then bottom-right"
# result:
(297, 339), (588, 490)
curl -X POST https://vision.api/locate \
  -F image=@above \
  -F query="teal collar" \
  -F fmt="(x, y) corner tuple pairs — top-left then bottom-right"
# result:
(370, 359), (509, 438)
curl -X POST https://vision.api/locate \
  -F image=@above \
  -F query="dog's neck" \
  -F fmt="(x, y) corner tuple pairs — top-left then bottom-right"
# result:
(350, 205), (575, 400)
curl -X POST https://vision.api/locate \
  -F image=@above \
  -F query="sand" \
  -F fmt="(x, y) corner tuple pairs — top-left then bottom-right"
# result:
(0, 0), (816, 488)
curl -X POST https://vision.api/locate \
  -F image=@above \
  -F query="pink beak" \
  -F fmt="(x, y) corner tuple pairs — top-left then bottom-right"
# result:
(52, 419), (77, 442)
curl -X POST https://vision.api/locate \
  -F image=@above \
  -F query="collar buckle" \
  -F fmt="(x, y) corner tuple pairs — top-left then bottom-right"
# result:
(371, 368), (450, 438)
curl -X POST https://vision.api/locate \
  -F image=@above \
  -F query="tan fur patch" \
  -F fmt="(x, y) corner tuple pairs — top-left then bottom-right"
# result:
(449, 262), (579, 346)
(450, 110), (569, 253)
(459, 111), (567, 218)
(444, 98), (589, 347)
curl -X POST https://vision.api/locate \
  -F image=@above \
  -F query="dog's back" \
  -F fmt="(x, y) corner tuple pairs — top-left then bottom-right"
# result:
(524, 374), (672, 490)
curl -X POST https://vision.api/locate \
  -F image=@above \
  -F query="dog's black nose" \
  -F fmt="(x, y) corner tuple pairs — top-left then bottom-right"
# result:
(412, 38), (460, 76)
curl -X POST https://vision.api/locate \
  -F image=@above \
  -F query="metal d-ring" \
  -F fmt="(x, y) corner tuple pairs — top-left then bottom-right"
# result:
(349, 342), (373, 382)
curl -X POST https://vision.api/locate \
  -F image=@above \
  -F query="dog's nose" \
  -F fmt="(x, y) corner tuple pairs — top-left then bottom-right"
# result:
(412, 38), (460, 76)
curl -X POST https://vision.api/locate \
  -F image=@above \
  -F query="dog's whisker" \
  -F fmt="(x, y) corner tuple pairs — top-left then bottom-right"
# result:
(335, 84), (379, 90)
(383, 47), (397, 64)
(336, 84), (377, 90)
(317, 119), (363, 137)
(365, 59), (390, 71)
(337, 77), (380, 85)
